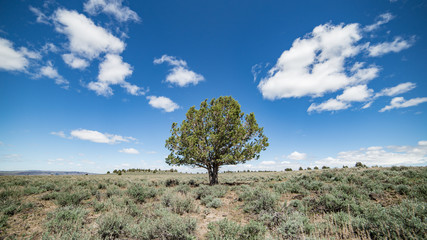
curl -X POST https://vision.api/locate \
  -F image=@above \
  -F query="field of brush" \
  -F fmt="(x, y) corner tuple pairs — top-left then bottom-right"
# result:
(0, 166), (426, 239)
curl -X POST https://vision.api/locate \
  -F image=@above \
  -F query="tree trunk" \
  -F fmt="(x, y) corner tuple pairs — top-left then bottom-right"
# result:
(208, 165), (219, 185)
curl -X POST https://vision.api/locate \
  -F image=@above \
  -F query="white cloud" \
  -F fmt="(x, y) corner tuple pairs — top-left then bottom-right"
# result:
(0, 38), (29, 71)
(379, 97), (427, 112)
(260, 161), (276, 165)
(147, 96), (179, 112)
(337, 85), (373, 102)
(258, 23), (379, 100)
(361, 101), (373, 109)
(50, 131), (67, 138)
(119, 148), (140, 154)
(364, 13), (394, 32)
(19, 47), (41, 60)
(315, 141), (427, 167)
(53, 9), (125, 60)
(154, 55), (204, 87)
(308, 98), (350, 113)
(62, 53), (89, 69)
(70, 129), (135, 144)
(287, 151), (307, 160)
(368, 37), (414, 57)
(84, 0), (140, 22)
(40, 62), (69, 88)
(376, 82), (416, 97)
(29, 6), (50, 24)
(88, 54), (142, 96)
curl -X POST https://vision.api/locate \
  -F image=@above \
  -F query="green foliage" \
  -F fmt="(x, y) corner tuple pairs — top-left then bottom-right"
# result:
(194, 185), (227, 208)
(97, 212), (130, 239)
(45, 206), (87, 236)
(207, 219), (266, 240)
(165, 96), (269, 185)
(274, 211), (312, 239)
(162, 192), (196, 214)
(127, 185), (157, 203)
(165, 178), (180, 187)
(130, 209), (197, 240)
(194, 185), (227, 200)
(0, 166), (426, 239)
(56, 191), (90, 207)
(204, 196), (222, 208)
(239, 187), (278, 214)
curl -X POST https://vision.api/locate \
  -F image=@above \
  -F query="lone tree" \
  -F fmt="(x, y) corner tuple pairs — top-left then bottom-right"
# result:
(165, 96), (269, 185)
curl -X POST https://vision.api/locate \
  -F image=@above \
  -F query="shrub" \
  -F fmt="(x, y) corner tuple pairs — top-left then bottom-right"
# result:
(127, 185), (157, 203)
(395, 184), (410, 195)
(0, 214), (8, 232)
(206, 197), (222, 209)
(97, 212), (130, 239)
(175, 185), (191, 195)
(274, 211), (312, 239)
(239, 187), (278, 214)
(207, 219), (241, 240)
(194, 185), (227, 200)
(56, 191), (90, 207)
(106, 185), (121, 198)
(45, 206), (87, 235)
(93, 201), (105, 212)
(162, 192), (196, 214)
(130, 209), (197, 240)
(207, 219), (266, 240)
(165, 178), (180, 187)
(240, 220), (267, 240)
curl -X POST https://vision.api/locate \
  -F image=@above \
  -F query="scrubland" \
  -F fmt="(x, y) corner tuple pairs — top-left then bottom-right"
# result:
(0, 166), (426, 239)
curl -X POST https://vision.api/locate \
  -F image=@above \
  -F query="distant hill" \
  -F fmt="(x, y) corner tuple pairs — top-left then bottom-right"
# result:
(0, 170), (96, 176)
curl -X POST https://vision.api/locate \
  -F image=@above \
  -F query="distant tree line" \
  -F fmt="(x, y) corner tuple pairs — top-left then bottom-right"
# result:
(108, 168), (178, 175)
(107, 162), (372, 175)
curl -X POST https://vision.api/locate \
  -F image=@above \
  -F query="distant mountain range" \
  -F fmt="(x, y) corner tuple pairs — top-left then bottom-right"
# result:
(0, 170), (97, 176)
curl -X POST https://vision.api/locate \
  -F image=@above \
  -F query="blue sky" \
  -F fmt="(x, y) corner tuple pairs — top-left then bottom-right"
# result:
(0, 0), (426, 173)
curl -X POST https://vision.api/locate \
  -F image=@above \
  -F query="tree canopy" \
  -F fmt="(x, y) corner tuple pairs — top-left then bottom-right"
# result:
(165, 96), (268, 185)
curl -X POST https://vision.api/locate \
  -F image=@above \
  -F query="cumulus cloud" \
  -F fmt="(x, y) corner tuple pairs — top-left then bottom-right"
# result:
(311, 84), (373, 113)
(84, 0), (140, 22)
(287, 151), (307, 160)
(315, 141), (427, 167)
(368, 36), (414, 57)
(361, 82), (416, 110)
(88, 54), (143, 96)
(257, 13), (419, 114)
(376, 82), (416, 97)
(154, 55), (204, 87)
(0, 38), (29, 71)
(147, 96), (180, 112)
(337, 85), (373, 102)
(70, 129), (135, 144)
(119, 148), (140, 154)
(40, 62), (69, 88)
(53, 9), (125, 60)
(258, 23), (379, 100)
(62, 53), (89, 69)
(364, 13), (394, 32)
(379, 97), (427, 112)
(308, 99), (351, 113)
